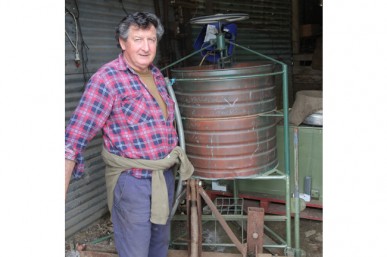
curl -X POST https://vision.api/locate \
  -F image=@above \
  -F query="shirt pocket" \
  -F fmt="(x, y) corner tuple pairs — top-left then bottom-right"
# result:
(118, 92), (154, 125)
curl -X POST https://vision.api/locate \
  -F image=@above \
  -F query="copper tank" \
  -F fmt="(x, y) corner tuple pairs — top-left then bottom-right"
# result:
(171, 62), (278, 179)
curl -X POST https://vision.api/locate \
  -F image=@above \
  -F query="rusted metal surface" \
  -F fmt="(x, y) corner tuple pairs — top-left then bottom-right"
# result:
(171, 62), (278, 179)
(182, 115), (278, 178)
(239, 192), (323, 221)
(189, 180), (199, 257)
(246, 207), (265, 256)
(171, 62), (276, 118)
(186, 178), (192, 255)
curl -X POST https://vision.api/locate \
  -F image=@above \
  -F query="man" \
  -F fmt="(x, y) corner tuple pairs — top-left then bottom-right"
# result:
(65, 12), (187, 257)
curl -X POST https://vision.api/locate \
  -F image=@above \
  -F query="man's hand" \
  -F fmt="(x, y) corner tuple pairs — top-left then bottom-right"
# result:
(65, 159), (76, 196)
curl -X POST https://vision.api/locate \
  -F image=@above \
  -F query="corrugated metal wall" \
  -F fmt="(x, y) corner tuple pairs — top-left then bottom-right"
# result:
(65, 0), (158, 239)
(165, 0), (293, 105)
(196, 0), (291, 63)
(65, 0), (293, 238)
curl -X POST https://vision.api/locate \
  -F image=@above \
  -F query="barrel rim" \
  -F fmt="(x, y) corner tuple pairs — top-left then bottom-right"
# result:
(171, 61), (275, 73)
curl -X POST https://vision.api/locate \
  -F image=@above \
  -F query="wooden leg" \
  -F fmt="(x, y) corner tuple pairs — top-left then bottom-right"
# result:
(246, 207), (265, 257)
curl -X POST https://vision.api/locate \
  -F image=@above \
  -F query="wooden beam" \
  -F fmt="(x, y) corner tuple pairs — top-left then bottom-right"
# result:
(246, 207), (265, 257)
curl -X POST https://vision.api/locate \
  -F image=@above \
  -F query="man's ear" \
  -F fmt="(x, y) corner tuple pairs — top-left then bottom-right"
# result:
(119, 38), (126, 51)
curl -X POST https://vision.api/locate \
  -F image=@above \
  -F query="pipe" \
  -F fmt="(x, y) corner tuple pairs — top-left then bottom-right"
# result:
(160, 42), (215, 72)
(233, 180), (238, 215)
(165, 77), (185, 219)
(172, 70), (284, 82)
(227, 40), (286, 66)
(165, 77), (185, 150)
(284, 68), (292, 252)
(89, 234), (113, 245)
(292, 0), (300, 55)
(264, 225), (287, 245)
(293, 127), (301, 256)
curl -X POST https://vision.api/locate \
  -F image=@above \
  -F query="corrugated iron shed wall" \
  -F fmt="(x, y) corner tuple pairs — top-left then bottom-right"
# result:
(166, 0), (293, 105)
(65, 0), (158, 239)
(170, 0), (292, 64)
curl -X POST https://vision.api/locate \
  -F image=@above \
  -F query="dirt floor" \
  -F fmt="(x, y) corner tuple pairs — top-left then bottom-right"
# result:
(265, 219), (322, 257)
(65, 211), (322, 257)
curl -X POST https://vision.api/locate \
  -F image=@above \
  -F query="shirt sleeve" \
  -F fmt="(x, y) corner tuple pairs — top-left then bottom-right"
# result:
(65, 72), (113, 178)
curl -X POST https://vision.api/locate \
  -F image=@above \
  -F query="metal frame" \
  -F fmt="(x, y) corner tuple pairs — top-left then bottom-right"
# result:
(162, 16), (301, 256)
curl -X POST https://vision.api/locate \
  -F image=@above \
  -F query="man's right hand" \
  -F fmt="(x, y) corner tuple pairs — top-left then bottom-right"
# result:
(65, 159), (76, 197)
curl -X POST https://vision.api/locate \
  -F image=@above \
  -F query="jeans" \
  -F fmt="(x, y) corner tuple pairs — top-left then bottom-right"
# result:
(111, 169), (175, 257)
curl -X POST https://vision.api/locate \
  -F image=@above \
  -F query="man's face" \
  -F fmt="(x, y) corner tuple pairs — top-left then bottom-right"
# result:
(119, 25), (158, 73)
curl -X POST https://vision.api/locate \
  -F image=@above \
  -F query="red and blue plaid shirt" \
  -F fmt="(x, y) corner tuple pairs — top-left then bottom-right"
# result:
(65, 53), (178, 179)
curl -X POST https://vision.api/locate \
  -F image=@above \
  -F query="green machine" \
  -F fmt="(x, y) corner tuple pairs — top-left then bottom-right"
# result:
(237, 125), (323, 204)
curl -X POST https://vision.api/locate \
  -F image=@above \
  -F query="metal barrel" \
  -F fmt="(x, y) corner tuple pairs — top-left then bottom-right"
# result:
(171, 62), (278, 179)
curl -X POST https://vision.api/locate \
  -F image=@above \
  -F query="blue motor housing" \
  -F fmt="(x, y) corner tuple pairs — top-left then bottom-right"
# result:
(193, 23), (237, 63)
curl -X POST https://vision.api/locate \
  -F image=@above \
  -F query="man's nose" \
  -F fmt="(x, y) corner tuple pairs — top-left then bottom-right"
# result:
(142, 40), (150, 51)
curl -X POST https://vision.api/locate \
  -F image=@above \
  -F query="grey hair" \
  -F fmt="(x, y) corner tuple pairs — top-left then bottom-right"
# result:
(115, 12), (164, 48)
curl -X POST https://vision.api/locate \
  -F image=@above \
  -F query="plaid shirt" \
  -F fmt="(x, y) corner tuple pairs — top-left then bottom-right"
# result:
(65, 53), (178, 179)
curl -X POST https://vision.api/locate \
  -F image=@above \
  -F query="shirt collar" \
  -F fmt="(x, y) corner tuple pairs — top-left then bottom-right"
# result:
(117, 53), (158, 76)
